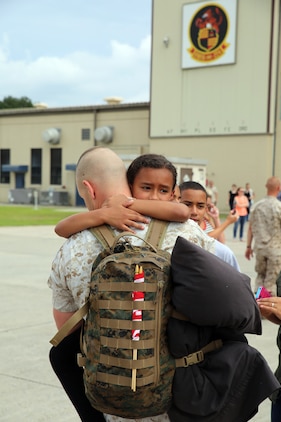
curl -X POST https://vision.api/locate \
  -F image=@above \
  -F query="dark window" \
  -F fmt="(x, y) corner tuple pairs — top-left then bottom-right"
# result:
(31, 149), (42, 184)
(50, 148), (62, 185)
(82, 128), (90, 140)
(0, 149), (10, 183)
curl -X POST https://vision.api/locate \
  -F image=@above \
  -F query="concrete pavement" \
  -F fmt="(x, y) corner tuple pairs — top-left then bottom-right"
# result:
(0, 222), (279, 421)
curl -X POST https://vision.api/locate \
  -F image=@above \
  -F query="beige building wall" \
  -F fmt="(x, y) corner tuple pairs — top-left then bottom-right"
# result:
(150, 0), (281, 207)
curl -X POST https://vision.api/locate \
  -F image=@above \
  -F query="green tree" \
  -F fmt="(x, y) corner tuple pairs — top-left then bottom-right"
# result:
(0, 96), (34, 109)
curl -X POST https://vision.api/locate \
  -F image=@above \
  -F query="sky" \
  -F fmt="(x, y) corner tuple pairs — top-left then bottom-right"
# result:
(0, 0), (152, 108)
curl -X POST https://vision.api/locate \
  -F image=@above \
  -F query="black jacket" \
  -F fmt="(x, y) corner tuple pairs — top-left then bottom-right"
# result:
(168, 237), (280, 422)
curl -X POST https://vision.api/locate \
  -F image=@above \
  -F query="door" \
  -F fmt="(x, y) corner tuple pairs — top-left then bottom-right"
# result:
(15, 173), (25, 188)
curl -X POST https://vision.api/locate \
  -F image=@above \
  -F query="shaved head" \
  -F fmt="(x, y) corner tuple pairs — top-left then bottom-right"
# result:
(266, 176), (281, 195)
(76, 147), (130, 208)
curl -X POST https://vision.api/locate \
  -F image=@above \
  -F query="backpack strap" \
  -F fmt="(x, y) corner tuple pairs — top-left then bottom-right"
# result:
(91, 220), (168, 250)
(90, 225), (116, 248)
(145, 219), (168, 248)
(49, 301), (89, 346)
(171, 309), (189, 321)
(175, 339), (223, 367)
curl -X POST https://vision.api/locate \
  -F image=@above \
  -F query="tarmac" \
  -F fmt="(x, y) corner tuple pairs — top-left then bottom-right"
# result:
(0, 221), (279, 422)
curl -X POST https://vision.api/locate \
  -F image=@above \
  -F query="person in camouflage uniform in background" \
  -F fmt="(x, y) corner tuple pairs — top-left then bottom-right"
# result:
(245, 176), (281, 296)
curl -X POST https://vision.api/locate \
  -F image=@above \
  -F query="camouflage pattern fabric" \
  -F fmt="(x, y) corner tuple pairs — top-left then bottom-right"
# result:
(250, 196), (281, 295)
(81, 230), (175, 418)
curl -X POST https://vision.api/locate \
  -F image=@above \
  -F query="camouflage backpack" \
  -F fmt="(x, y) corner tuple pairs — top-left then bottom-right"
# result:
(50, 220), (224, 418)
(76, 219), (175, 418)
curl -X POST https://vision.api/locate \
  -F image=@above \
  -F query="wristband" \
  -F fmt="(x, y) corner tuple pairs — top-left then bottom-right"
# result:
(246, 246), (251, 248)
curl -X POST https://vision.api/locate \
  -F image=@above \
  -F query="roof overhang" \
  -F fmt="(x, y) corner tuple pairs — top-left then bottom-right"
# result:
(65, 164), (76, 171)
(2, 165), (28, 173)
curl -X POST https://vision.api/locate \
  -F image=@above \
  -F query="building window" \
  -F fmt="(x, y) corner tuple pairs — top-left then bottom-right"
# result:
(50, 148), (62, 185)
(31, 149), (42, 184)
(0, 149), (10, 184)
(82, 128), (90, 140)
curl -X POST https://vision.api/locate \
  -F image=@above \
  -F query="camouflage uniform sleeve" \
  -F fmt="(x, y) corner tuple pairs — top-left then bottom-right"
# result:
(47, 231), (102, 312)
(162, 220), (215, 254)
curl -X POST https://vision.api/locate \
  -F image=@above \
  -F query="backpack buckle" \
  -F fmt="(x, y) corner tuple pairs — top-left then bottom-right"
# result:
(77, 353), (87, 367)
(183, 350), (204, 367)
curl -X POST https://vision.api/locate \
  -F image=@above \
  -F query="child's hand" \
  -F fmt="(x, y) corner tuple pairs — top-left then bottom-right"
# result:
(102, 195), (149, 233)
(207, 203), (219, 219)
(226, 210), (239, 224)
(102, 207), (148, 233)
(102, 194), (134, 209)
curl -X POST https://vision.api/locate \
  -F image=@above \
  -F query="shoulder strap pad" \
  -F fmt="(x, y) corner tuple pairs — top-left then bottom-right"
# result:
(90, 225), (116, 248)
(146, 219), (168, 249)
(91, 220), (168, 250)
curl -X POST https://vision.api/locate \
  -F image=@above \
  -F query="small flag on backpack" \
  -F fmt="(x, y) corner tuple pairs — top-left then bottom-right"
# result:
(131, 264), (145, 391)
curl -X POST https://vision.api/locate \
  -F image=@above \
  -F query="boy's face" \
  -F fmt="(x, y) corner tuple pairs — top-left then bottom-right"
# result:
(131, 167), (174, 201)
(180, 189), (207, 224)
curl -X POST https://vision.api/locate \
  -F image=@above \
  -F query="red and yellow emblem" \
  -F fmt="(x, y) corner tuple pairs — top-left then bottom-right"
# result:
(188, 5), (229, 63)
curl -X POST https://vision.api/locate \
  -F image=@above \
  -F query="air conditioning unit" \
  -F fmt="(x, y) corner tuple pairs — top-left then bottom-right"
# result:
(8, 188), (36, 204)
(39, 190), (69, 205)
(94, 126), (114, 144)
(42, 128), (61, 145)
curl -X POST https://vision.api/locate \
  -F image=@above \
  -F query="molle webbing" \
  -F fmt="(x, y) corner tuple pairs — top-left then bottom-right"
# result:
(86, 220), (169, 389)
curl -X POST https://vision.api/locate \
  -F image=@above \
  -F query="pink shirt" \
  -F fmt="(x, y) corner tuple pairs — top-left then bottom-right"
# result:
(234, 195), (249, 216)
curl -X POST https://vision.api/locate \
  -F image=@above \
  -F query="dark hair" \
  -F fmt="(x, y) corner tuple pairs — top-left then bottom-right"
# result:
(127, 154), (177, 189)
(179, 181), (207, 197)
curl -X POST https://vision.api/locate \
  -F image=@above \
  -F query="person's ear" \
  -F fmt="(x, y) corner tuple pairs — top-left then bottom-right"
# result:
(83, 180), (95, 199)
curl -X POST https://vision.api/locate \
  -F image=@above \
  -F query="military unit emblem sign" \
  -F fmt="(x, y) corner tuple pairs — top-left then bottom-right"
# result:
(182, 1), (237, 69)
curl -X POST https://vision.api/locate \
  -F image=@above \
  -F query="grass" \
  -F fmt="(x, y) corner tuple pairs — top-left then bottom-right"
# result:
(0, 204), (230, 227)
(0, 205), (78, 226)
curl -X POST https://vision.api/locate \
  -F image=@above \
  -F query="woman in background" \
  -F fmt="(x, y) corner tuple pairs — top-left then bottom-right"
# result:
(228, 183), (237, 210)
(233, 187), (249, 241)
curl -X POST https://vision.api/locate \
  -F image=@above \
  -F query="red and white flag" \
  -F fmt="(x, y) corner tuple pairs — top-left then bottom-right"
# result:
(131, 264), (145, 390)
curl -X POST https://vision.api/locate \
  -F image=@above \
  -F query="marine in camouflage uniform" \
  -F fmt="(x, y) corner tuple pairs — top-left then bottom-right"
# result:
(48, 218), (241, 422)
(246, 180), (281, 296)
(48, 147), (239, 422)
(49, 219), (216, 422)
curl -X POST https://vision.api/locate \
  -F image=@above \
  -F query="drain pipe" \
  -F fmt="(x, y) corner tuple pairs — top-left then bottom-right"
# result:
(272, 0), (281, 175)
